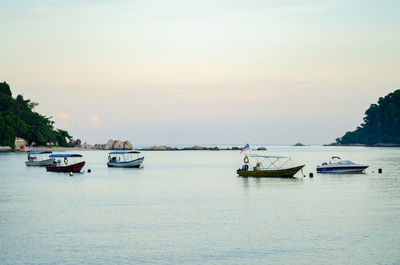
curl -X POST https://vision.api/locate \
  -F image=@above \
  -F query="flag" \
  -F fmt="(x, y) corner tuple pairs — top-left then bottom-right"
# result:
(240, 144), (250, 153)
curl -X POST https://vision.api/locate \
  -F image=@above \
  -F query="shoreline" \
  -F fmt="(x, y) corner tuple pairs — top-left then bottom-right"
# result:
(1, 145), (262, 152)
(324, 143), (400, 147)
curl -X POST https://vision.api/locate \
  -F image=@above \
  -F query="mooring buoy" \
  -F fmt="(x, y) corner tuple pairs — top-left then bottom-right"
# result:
(309, 173), (314, 178)
(378, 168), (382, 174)
(87, 169), (91, 173)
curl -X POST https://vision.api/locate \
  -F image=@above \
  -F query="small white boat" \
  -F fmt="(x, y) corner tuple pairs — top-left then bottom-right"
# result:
(25, 151), (54, 166)
(316, 156), (368, 173)
(107, 151), (144, 168)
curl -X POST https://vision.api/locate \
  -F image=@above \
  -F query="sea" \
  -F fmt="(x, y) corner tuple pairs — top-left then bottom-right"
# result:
(1, 145), (399, 264)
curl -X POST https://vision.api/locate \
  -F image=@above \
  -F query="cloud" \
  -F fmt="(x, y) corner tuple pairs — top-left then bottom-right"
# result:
(55, 112), (73, 129)
(57, 112), (71, 121)
(90, 114), (103, 128)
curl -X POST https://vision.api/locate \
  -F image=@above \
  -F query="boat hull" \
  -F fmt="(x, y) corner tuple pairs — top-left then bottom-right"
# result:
(316, 165), (368, 173)
(107, 157), (144, 168)
(46, 161), (85, 172)
(25, 158), (54, 166)
(237, 165), (304, 178)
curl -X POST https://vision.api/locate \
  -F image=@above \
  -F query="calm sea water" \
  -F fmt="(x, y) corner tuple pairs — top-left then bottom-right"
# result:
(1, 146), (400, 264)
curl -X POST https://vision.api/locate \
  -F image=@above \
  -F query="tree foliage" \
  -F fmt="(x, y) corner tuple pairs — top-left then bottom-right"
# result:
(336, 89), (400, 145)
(0, 82), (72, 148)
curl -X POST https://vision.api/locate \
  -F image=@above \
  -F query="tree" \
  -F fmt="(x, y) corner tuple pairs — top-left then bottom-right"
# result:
(55, 129), (72, 147)
(0, 82), (73, 148)
(336, 89), (400, 145)
(0, 82), (11, 96)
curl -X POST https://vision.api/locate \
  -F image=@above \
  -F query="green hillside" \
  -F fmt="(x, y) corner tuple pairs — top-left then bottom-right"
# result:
(336, 89), (400, 146)
(0, 82), (72, 148)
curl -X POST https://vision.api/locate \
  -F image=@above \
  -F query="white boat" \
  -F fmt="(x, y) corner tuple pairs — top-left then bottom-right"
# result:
(107, 151), (144, 168)
(25, 151), (54, 166)
(316, 156), (368, 173)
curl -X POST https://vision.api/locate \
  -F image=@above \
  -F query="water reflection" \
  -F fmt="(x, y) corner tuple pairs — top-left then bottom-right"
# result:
(238, 175), (303, 189)
(1, 147), (400, 264)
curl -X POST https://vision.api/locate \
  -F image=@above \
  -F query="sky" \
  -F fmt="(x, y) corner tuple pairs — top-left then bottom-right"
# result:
(1, 0), (399, 145)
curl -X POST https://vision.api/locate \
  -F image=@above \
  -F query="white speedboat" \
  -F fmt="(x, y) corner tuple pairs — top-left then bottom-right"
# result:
(25, 151), (54, 166)
(316, 156), (368, 173)
(107, 151), (144, 168)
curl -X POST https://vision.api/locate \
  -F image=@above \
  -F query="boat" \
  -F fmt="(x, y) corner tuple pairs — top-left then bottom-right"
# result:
(46, 154), (85, 172)
(25, 151), (54, 166)
(107, 151), (144, 168)
(316, 156), (368, 173)
(237, 155), (304, 178)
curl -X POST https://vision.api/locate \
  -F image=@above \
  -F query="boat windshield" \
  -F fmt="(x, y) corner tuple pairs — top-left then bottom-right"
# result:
(329, 157), (356, 165)
(337, 160), (356, 165)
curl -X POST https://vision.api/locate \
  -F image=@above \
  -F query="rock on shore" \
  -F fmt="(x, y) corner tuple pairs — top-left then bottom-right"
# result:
(95, 139), (133, 150)
(139, 145), (247, 151)
(0, 146), (12, 152)
(140, 145), (222, 151)
(105, 139), (114, 150)
(141, 146), (178, 151)
(69, 139), (82, 147)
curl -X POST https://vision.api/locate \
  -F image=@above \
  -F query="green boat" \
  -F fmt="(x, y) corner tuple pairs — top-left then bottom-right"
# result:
(237, 155), (305, 178)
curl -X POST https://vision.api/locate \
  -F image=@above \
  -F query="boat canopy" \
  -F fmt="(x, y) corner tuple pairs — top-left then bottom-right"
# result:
(245, 154), (294, 170)
(109, 151), (140, 155)
(27, 151), (52, 154)
(49, 154), (83, 158)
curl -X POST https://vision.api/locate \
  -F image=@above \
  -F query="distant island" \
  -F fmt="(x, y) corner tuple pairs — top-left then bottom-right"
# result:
(335, 89), (400, 146)
(0, 82), (72, 149)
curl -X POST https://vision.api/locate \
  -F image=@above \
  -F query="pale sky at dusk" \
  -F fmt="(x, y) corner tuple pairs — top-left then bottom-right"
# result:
(1, 0), (399, 145)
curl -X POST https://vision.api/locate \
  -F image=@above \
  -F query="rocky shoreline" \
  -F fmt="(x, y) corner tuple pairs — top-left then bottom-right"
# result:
(0, 146), (12, 152)
(324, 142), (400, 147)
(138, 146), (268, 151)
(3, 142), (400, 152)
(68, 139), (133, 150)
(0, 144), (269, 152)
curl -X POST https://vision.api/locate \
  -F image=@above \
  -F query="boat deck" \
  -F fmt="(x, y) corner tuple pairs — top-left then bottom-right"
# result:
(237, 165), (304, 178)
